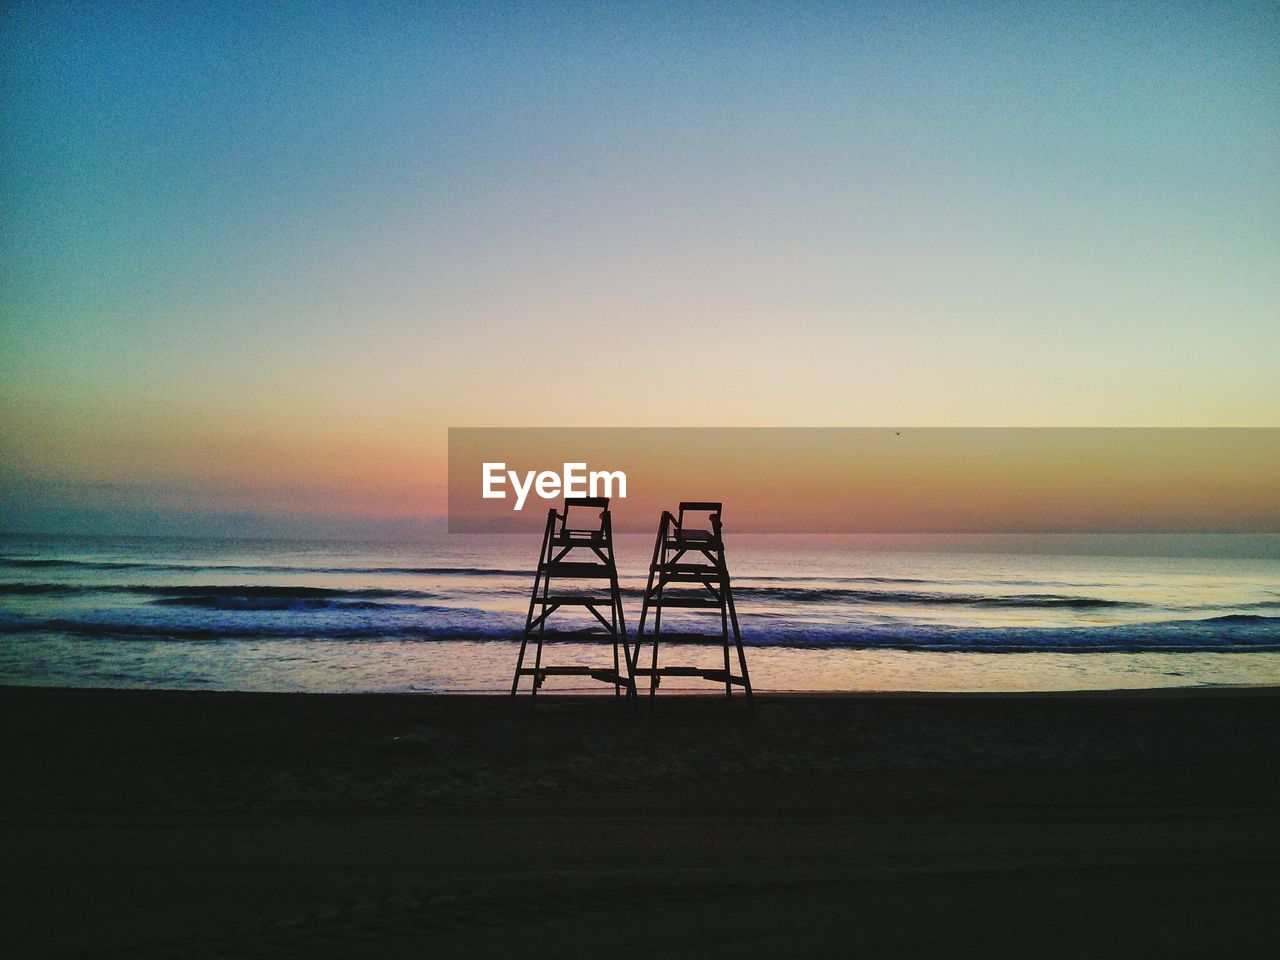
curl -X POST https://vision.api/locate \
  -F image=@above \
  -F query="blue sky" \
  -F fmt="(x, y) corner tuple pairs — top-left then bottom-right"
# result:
(1, 1), (1277, 531)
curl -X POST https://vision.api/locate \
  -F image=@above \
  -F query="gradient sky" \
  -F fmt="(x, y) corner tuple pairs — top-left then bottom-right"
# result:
(2, 1), (1278, 530)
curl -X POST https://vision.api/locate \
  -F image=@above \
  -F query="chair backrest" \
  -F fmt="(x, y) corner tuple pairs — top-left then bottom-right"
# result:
(560, 496), (610, 534)
(675, 501), (722, 539)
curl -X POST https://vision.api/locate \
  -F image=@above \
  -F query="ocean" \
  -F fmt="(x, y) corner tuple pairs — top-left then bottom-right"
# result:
(1, 533), (1278, 693)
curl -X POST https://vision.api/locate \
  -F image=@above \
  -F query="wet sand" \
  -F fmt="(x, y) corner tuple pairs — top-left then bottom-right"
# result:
(3, 685), (1279, 958)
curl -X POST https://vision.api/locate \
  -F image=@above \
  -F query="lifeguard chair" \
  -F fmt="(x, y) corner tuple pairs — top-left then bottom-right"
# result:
(511, 497), (636, 699)
(631, 502), (753, 705)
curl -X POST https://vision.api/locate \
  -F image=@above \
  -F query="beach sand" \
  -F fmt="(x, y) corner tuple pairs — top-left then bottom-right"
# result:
(3, 685), (1278, 958)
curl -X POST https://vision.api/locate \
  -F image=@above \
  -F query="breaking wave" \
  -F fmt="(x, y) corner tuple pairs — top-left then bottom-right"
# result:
(729, 586), (1140, 608)
(1, 607), (1276, 653)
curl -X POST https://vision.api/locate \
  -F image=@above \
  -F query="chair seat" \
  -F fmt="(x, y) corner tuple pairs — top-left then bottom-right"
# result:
(647, 595), (722, 608)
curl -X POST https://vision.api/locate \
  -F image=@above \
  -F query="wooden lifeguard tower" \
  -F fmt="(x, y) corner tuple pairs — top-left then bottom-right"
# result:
(631, 502), (753, 706)
(511, 497), (636, 699)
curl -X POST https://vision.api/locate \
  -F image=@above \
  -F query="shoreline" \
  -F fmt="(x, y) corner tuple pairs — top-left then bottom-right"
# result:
(6, 640), (1279, 695)
(4, 680), (1279, 699)
(5, 680), (1280, 695)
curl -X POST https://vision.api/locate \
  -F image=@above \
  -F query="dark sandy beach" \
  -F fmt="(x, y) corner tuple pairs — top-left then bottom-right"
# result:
(3, 685), (1279, 958)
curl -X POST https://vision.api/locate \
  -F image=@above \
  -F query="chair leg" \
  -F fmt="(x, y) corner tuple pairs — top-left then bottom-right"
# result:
(530, 630), (545, 705)
(723, 558), (753, 712)
(721, 600), (732, 698)
(613, 635), (621, 697)
(512, 632), (530, 695)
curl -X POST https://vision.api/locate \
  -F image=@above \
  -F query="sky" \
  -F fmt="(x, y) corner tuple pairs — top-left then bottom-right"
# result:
(1, 1), (1278, 534)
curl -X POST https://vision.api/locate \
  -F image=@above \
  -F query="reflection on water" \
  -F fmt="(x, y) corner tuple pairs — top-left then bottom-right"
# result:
(2, 637), (1278, 693)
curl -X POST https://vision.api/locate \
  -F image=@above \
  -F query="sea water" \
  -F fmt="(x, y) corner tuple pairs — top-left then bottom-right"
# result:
(1, 533), (1277, 693)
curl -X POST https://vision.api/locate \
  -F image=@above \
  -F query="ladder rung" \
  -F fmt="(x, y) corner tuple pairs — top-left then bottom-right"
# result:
(540, 594), (611, 606)
(654, 562), (719, 574)
(543, 561), (614, 579)
(701, 670), (747, 684)
(648, 596), (722, 608)
(522, 629), (623, 640)
(633, 631), (727, 642)
(658, 572), (721, 584)
(588, 671), (629, 684)
(633, 667), (746, 683)
(521, 667), (632, 686)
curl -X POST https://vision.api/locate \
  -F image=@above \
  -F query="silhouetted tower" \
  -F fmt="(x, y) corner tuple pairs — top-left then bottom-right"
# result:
(512, 497), (636, 699)
(632, 502), (753, 706)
